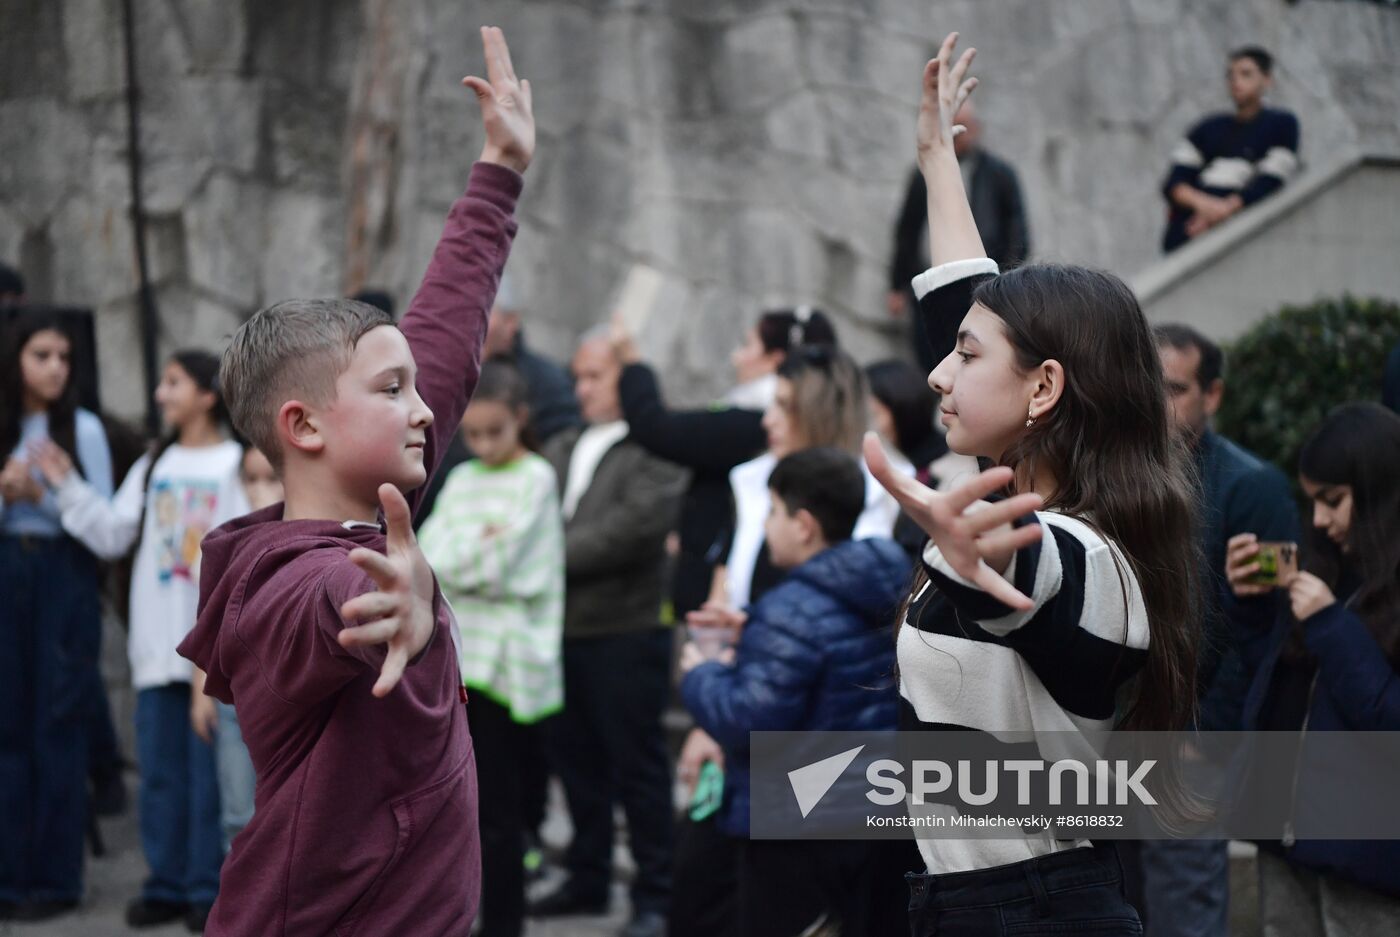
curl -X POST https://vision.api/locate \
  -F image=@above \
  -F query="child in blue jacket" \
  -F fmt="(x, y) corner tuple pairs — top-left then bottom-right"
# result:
(680, 447), (913, 937)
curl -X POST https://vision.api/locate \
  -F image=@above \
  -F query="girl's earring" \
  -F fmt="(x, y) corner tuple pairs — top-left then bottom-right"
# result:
(1025, 405), (1036, 428)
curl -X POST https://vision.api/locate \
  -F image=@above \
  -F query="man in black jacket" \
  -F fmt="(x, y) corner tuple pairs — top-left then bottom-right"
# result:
(414, 274), (581, 522)
(887, 101), (1029, 373)
(530, 332), (687, 937)
(1123, 324), (1299, 937)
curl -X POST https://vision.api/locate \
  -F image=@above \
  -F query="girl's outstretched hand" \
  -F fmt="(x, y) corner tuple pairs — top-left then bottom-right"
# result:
(864, 433), (1042, 610)
(464, 26), (535, 174)
(916, 32), (978, 171)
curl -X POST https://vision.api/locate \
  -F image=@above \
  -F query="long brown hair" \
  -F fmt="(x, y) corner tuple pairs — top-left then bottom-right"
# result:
(777, 345), (868, 454)
(974, 265), (1201, 735)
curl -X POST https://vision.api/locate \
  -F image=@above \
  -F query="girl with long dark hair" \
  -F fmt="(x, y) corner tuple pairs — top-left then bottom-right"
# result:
(31, 349), (247, 931)
(866, 33), (1200, 934)
(1226, 403), (1400, 933)
(0, 311), (114, 920)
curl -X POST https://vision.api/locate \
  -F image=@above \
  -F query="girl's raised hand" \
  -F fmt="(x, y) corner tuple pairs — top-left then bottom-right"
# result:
(916, 32), (978, 170)
(865, 433), (1042, 610)
(464, 26), (535, 174)
(609, 311), (641, 365)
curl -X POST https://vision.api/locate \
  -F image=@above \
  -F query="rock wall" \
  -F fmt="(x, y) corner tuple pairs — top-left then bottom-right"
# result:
(1137, 157), (1400, 339)
(2, 0), (1398, 417)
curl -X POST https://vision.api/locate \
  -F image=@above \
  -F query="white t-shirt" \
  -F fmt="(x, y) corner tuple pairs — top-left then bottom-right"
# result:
(560, 421), (629, 520)
(57, 440), (248, 689)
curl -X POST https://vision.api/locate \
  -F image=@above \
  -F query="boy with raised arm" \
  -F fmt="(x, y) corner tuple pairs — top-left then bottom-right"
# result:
(176, 27), (534, 936)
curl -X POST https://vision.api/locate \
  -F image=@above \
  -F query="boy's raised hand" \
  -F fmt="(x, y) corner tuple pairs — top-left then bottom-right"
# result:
(463, 26), (534, 174)
(340, 483), (439, 698)
(864, 433), (1043, 611)
(916, 31), (978, 171)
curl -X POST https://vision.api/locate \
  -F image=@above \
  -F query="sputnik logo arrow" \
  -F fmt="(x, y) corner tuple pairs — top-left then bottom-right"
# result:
(787, 745), (865, 818)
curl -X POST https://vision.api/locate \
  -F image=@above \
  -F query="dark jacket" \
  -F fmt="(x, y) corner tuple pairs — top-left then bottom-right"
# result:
(896, 153), (1028, 373)
(510, 332), (582, 443)
(414, 331), (580, 526)
(178, 162), (521, 936)
(618, 363), (767, 615)
(681, 538), (910, 836)
(1234, 590), (1400, 897)
(1194, 430), (1299, 731)
(890, 151), (1030, 292)
(1160, 107), (1300, 252)
(543, 426), (688, 638)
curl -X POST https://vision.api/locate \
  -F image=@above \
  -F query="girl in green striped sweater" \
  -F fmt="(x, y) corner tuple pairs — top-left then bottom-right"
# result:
(419, 360), (564, 937)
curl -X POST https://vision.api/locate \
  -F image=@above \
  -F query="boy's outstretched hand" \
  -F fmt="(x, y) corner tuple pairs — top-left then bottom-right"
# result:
(464, 26), (534, 174)
(340, 484), (438, 698)
(864, 433), (1043, 611)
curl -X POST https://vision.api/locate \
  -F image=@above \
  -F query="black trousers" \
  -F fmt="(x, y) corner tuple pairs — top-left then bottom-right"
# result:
(907, 843), (1142, 936)
(670, 815), (920, 937)
(470, 693), (545, 937)
(552, 629), (675, 913)
(669, 816), (739, 937)
(740, 838), (919, 937)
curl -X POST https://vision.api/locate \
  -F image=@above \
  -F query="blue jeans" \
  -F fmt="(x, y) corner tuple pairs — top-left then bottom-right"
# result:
(135, 684), (223, 905)
(1137, 838), (1228, 937)
(0, 534), (100, 905)
(907, 844), (1143, 936)
(214, 700), (254, 851)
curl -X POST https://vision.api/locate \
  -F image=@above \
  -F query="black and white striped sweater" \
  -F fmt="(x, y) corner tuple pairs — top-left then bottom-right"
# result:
(899, 259), (1150, 873)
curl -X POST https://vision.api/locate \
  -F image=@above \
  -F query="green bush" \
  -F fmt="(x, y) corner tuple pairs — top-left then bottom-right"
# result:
(1216, 295), (1400, 477)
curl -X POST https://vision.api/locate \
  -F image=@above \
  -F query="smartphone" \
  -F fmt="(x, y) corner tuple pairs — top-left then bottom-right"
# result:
(688, 761), (725, 822)
(1246, 541), (1298, 587)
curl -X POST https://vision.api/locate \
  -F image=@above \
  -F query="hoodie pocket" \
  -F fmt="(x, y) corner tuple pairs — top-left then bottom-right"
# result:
(333, 753), (474, 936)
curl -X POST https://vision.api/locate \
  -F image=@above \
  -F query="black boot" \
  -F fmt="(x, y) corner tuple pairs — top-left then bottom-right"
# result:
(126, 898), (189, 928)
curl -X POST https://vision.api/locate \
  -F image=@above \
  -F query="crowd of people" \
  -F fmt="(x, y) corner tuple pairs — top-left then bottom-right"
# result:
(1, 23), (1396, 937)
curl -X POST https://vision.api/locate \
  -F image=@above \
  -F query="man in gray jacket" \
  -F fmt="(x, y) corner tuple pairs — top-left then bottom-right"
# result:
(530, 331), (687, 937)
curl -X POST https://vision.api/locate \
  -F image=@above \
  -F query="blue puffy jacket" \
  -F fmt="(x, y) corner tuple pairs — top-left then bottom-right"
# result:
(681, 537), (910, 836)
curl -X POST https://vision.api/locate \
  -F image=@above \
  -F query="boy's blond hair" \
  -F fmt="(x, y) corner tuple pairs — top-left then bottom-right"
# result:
(221, 298), (393, 469)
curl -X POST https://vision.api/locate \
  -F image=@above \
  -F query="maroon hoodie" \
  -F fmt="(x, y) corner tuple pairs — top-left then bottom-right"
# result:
(179, 162), (521, 936)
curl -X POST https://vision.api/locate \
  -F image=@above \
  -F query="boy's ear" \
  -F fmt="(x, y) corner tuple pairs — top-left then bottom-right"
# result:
(277, 400), (325, 457)
(794, 507), (824, 546)
(1029, 359), (1065, 421)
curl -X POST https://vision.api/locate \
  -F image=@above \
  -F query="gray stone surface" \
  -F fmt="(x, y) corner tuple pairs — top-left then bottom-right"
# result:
(0, 800), (629, 936)
(2, 0), (1398, 417)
